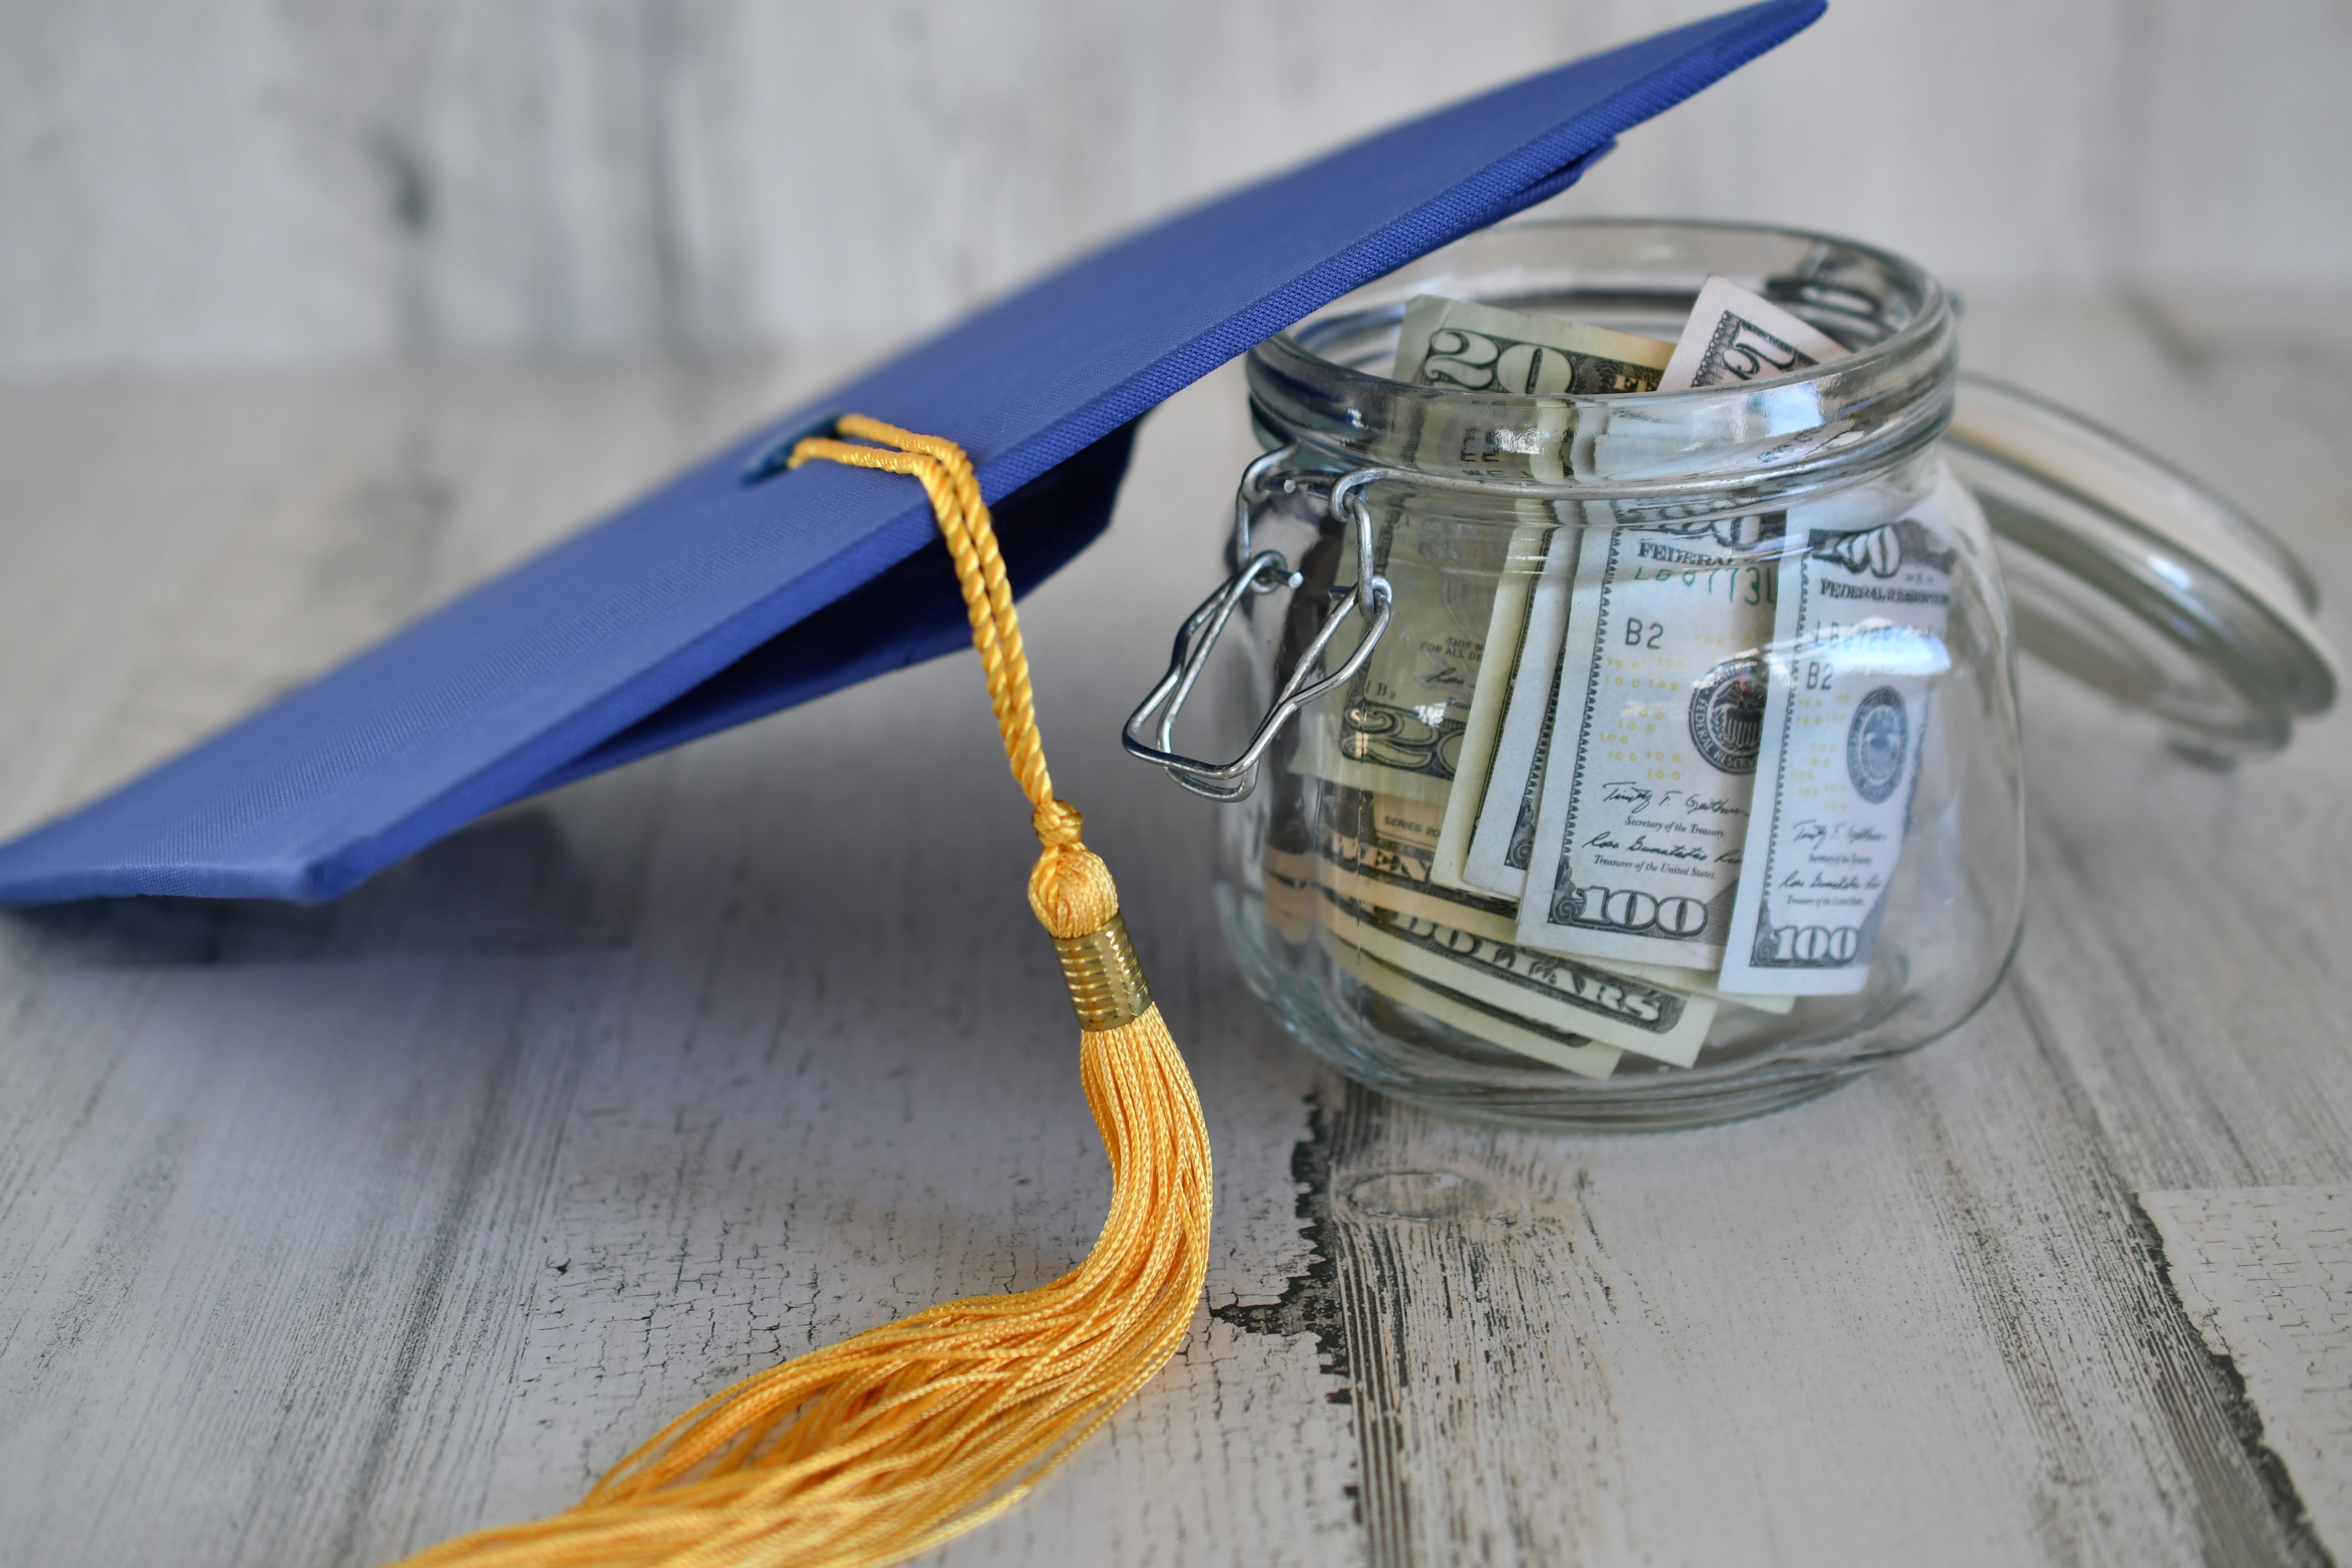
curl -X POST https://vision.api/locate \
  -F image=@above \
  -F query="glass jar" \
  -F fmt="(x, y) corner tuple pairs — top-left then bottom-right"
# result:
(1125, 219), (2338, 1131)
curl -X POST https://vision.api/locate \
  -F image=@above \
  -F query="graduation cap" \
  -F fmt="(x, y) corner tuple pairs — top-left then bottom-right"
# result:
(2, 7), (1822, 1565)
(0, 0), (1817, 909)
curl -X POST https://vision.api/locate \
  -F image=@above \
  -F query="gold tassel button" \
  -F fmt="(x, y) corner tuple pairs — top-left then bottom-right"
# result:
(1054, 915), (1153, 1032)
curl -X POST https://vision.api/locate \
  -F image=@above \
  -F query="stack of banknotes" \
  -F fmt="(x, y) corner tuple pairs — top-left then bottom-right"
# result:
(1264, 278), (1963, 1080)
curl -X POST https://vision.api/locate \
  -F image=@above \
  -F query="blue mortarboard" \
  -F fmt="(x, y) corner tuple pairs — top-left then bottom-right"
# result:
(0, 0), (1820, 905)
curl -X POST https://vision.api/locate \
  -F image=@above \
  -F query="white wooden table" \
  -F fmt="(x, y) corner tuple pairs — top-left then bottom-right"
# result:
(3, 294), (2347, 1568)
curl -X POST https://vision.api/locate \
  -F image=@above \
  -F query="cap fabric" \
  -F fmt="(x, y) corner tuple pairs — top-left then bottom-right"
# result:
(0, 0), (1822, 904)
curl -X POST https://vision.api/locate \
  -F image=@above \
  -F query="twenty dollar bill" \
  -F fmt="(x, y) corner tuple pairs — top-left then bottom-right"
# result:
(1392, 294), (1675, 890)
(1394, 294), (1673, 396)
(1308, 298), (1676, 805)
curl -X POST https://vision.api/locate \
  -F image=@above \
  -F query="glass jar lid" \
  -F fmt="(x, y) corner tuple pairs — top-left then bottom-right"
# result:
(1943, 373), (2338, 760)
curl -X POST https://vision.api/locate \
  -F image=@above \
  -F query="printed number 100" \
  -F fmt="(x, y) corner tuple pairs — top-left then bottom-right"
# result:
(1761, 924), (1860, 964)
(1571, 885), (1707, 936)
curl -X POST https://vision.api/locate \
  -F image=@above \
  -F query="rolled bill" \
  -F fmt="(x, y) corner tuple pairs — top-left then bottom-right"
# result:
(1454, 515), (1582, 898)
(1320, 926), (1622, 1081)
(1435, 521), (1560, 892)
(1310, 781), (1789, 1012)
(1314, 883), (1715, 1068)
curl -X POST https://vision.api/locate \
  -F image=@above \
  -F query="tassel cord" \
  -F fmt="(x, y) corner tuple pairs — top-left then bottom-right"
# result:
(394, 416), (1211, 1568)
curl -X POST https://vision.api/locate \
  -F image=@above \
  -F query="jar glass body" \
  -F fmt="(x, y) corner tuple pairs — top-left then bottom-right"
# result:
(1209, 220), (2025, 1130)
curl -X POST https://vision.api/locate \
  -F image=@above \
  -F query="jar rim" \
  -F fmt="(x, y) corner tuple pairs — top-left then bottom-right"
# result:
(1244, 217), (1958, 504)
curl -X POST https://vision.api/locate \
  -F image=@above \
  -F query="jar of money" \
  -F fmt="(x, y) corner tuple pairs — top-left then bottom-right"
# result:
(1125, 219), (2337, 1130)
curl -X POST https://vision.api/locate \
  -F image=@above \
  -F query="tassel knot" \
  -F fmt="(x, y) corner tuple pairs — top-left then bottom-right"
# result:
(1032, 796), (1085, 847)
(1029, 840), (1119, 940)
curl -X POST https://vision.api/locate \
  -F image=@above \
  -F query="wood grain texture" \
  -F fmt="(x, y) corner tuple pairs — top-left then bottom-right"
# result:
(1, 291), (2349, 1567)
(2145, 1187), (2352, 1563)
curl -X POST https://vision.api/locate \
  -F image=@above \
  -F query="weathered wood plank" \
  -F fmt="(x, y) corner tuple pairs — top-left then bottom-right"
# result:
(2144, 1187), (2352, 1563)
(0, 950), (619, 1563)
(1, 293), (2348, 1568)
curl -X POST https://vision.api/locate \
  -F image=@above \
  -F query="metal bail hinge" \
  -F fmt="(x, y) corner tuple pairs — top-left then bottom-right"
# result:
(1122, 467), (1391, 802)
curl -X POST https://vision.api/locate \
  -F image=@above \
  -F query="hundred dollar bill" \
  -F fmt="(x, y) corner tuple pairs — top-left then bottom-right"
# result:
(1309, 781), (1792, 1013)
(1447, 284), (1832, 904)
(1432, 521), (1561, 890)
(1506, 278), (1854, 967)
(1319, 928), (1622, 1080)
(1314, 885), (1715, 1067)
(1514, 512), (1786, 970)
(1717, 476), (1963, 995)
(1454, 513), (1585, 896)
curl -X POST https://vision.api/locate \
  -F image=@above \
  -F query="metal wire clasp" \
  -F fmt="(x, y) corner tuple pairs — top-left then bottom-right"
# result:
(1123, 461), (1391, 801)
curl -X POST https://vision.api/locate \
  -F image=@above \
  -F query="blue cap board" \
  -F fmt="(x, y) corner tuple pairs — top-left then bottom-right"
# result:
(0, 0), (1821, 905)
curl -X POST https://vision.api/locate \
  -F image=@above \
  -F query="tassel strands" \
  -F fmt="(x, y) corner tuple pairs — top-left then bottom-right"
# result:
(397, 416), (1212, 1568)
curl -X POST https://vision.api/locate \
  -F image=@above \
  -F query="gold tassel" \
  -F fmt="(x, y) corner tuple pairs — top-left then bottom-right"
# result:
(395, 416), (1212, 1568)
